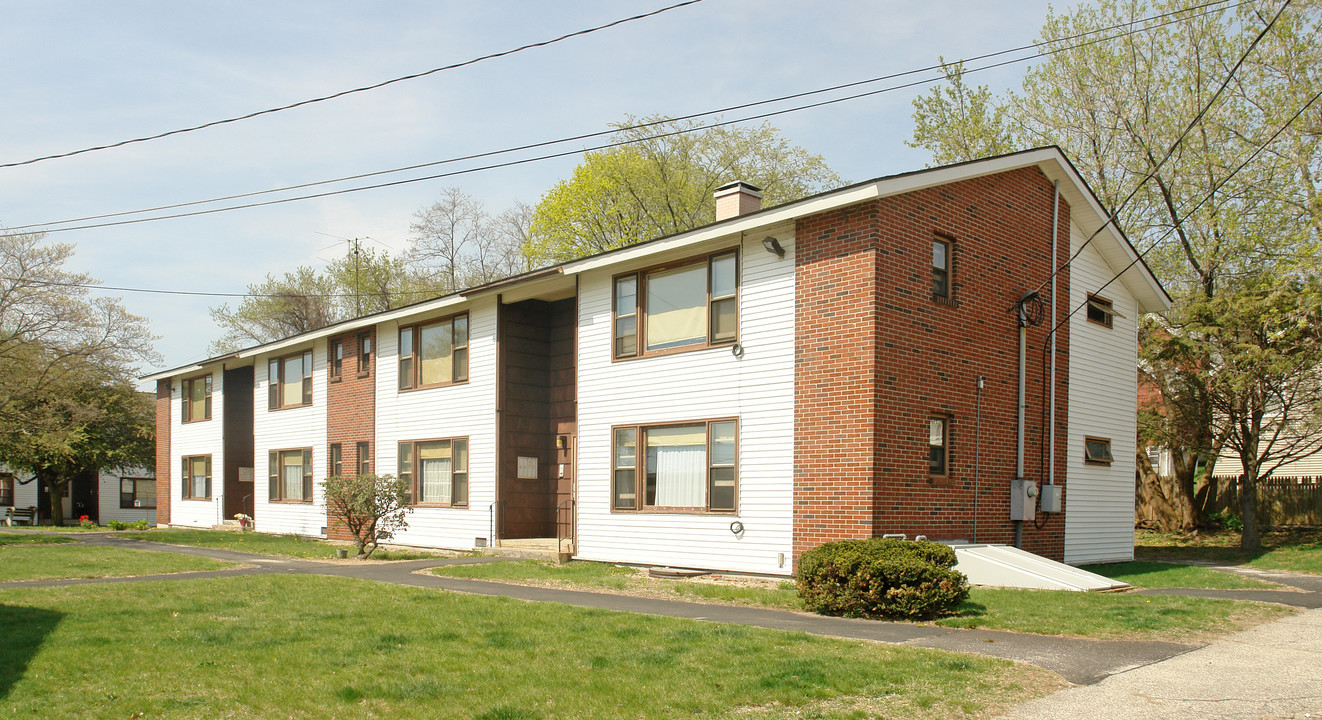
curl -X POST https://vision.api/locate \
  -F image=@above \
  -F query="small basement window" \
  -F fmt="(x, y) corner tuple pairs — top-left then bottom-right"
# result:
(1084, 436), (1114, 465)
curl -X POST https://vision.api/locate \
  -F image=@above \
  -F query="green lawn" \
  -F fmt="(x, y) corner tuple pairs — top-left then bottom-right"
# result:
(119, 528), (443, 560)
(0, 575), (1059, 720)
(1080, 560), (1279, 589)
(0, 532), (75, 546)
(0, 544), (237, 582)
(1136, 527), (1322, 575)
(935, 587), (1289, 639)
(433, 560), (1288, 640)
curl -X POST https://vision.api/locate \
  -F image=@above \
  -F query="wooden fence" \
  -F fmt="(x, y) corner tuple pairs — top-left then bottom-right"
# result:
(1199, 476), (1322, 526)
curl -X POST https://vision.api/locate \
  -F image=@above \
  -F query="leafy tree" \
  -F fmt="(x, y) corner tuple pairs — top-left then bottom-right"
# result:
(208, 246), (431, 354)
(322, 473), (412, 558)
(527, 116), (842, 261)
(0, 228), (157, 524)
(908, 0), (1322, 546)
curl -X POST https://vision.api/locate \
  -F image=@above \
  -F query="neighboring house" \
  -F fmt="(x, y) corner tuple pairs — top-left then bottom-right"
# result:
(0, 463), (156, 525)
(144, 147), (1169, 573)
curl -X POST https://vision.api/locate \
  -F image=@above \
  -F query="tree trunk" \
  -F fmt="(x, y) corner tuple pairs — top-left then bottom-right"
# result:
(47, 482), (66, 527)
(1239, 471), (1261, 551)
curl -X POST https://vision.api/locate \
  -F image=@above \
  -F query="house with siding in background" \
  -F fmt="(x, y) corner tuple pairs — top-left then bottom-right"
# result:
(144, 147), (1169, 574)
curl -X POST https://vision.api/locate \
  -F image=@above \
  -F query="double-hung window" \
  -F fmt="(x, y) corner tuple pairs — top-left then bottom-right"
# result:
(330, 443), (343, 477)
(612, 419), (737, 512)
(358, 333), (373, 377)
(120, 477), (156, 509)
(330, 340), (344, 381)
(929, 417), (949, 479)
(182, 455), (211, 500)
(268, 449), (313, 502)
(399, 314), (468, 390)
(613, 250), (738, 360)
(181, 374), (212, 422)
(268, 350), (313, 410)
(398, 438), (468, 506)
(933, 236), (952, 301)
(357, 441), (371, 475)
(0, 473), (13, 506)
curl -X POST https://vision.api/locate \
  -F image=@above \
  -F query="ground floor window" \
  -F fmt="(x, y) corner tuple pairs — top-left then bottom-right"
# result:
(120, 477), (156, 509)
(612, 419), (737, 513)
(0, 473), (12, 506)
(182, 455), (211, 500)
(398, 438), (468, 506)
(268, 449), (313, 502)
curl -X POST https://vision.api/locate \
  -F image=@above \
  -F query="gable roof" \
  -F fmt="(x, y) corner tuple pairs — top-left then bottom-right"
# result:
(143, 146), (1170, 382)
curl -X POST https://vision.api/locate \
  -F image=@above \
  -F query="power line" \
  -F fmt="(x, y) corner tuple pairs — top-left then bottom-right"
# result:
(0, 0), (707, 170)
(15, 0), (1244, 235)
(1028, 0), (1290, 300)
(2, 276), (451, 300)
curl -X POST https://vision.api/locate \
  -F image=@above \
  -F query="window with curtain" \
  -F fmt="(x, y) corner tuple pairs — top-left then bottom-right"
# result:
(182, 455), (211, 499)
(398, 438), (468, 506)
(613, 250), (739, 359)
(267, 449), (313, 502)
(267, 350), (313, 410)
(182, 374), (212, 422)
(612, 419), (737, 512)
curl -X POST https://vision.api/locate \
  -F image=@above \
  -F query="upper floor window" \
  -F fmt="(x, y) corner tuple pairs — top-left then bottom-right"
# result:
(120, 477), (156, 509)
(329, 339), (344, 381)
(182, 374), (212, 423)
(933, 236), (952, 300)
(399, 314), (468, 390)
(358, 333), (373, 377)
(398, 438), (468, 507)
(182, 455), (212, 500)
(1084, 436), (1114, 465)
(1086, 294), (1114, 328)
(612, 419), (737, 513)
(268, 350), (313, 410)
(613, 250), (738, 360)
(269, 448), (313, 502)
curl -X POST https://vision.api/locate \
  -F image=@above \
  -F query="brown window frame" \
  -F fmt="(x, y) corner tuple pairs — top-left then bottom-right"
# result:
(357, 332), (373, 378)
(1084, 436), (1114, 465)
(181, 455), (212, 500)
(329, 443), (343, 477)
(398, 313), (469, 391)
(397, 437), (469, 507)
(611, 418), (738, 514)
(268, 448), (314, 503)
(357, 441), (371, 475)
(612, 249), (740, 361)
(1086, 294), (1114, 328)
(932, 235), (954, 303)
(928, 415), (951, 484)
(329, 339), (344, 382)
(0, 472), (13, 506)
(267, 349), (314, 411)
(119, 477), (156, 509)
(181, 373), (213, 423)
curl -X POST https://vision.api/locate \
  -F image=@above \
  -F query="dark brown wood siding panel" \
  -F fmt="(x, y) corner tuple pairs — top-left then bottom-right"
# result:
(222, 365), (256, 519)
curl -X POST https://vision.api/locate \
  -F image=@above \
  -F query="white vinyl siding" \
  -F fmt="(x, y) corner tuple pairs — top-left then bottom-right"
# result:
(254, 343), (328, 537)
(576, 226), (797, 575)
(375, 296), (498, 550)
(97, 469), (157, 525)
(171, 369), (224, 528)
(1064, 220), (1139, 565)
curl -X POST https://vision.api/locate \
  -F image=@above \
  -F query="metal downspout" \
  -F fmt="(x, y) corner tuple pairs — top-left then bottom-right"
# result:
(1049, 180), (1060, 489)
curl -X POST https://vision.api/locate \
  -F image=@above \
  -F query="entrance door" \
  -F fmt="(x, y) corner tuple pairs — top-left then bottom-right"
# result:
(554, 430), (575, 551)
(71, 470), (97, 523)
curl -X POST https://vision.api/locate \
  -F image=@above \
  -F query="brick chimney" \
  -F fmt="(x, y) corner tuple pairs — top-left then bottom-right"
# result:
(714, 181), (763, 221)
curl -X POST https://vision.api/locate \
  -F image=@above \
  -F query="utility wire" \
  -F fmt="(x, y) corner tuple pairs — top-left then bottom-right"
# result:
(16, 0), (1244, 235)
(1029, 0), (1290, 299)
(0, 0), (707, 170)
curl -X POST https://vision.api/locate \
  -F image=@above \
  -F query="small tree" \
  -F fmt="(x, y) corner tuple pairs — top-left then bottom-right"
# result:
(322, 474), (412, 558)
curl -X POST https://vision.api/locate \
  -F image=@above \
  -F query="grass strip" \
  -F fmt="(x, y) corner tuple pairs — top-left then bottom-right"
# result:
(1079, 560), (1279, 589)
(119, 528), (441, 560)
(1136, 527), (1322, 576)
(0, 575), (1060, 720)
(0, 545), (236, 582)
(0, 532), (75, 546)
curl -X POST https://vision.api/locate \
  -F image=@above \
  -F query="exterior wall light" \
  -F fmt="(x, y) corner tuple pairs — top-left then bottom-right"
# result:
(762, 236), (785, 258)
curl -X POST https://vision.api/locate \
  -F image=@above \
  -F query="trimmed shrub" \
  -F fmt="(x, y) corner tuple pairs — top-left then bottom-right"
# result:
(796, 538), (969, 619)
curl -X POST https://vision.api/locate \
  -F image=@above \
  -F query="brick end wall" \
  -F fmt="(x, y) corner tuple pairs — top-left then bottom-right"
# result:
(794, 167), (1072, 562)
(325, 329), (376, 542)
(155, 379), (171, 525)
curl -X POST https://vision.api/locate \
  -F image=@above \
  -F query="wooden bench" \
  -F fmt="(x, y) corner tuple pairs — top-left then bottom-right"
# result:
(4, 506), (37, 526)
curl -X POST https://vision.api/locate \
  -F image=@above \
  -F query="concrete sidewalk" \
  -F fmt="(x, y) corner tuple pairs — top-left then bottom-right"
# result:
(994, 606), (1322, 719)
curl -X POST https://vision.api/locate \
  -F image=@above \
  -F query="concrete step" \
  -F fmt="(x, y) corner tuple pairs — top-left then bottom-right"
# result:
(211, 520), (244, 532)
(481, 538), (573, 564)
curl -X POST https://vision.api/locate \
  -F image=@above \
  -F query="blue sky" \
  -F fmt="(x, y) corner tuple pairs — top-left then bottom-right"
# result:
(0, 1), (1069, 376)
